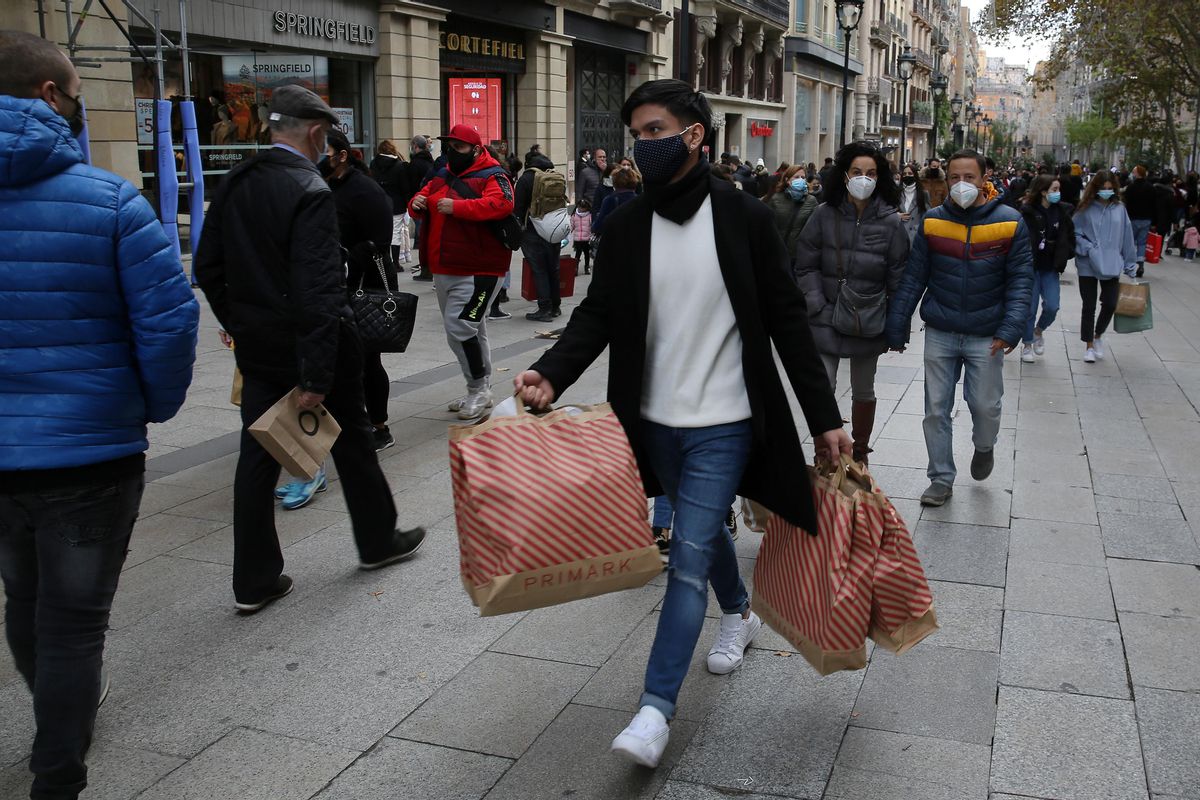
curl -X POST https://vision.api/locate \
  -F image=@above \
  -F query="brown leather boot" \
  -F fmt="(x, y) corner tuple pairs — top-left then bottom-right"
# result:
(851, 400), (877, 466)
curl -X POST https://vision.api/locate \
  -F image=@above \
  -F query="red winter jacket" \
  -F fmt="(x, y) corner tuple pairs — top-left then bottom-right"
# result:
(408, 150), (515, 277)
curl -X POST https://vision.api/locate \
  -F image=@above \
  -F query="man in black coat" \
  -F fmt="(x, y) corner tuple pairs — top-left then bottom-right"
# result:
(194, 86), (425, 614)
(514, 79), (851, 769)
(407, 134), (436, 278)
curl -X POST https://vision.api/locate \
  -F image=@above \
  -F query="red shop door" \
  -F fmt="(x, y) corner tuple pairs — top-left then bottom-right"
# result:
(447, 78), (503, 145)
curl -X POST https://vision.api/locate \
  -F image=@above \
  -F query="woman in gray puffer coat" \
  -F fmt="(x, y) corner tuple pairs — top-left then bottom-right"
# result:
(793, 141), (910, 464)
(766, 165), (819, 259)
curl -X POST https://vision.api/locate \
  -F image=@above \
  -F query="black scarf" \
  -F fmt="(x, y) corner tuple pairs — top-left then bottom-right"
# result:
(644, 156), (711, 225)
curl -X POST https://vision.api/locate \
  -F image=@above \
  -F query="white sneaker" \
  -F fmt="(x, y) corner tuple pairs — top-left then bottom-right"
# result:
(449, 391), (494, 414)
(1093, 336), (1106, 359)
(707, 611), (762, 675)
(611, 706), (669, 768)
(1020, 344), (1035, 363)
(457, 387), (494, 420)
(1032, 333), (1046, 355)
(1084, 347), (1097, 363)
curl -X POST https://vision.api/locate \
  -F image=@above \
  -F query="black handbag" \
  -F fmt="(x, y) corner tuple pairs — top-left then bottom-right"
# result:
(349, 253), (418, 353)
(830, 212), (887, 338)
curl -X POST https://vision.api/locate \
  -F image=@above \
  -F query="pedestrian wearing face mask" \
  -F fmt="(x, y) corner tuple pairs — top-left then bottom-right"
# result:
(764, 164), (818, 257)
(1018, 175), (1075, 363)
(793, 141), (910, 465)
(899, 163), (930, 241)
(1073, 170), (1138, 363)
(885, 149), (1034, 508)
(514, 79), (850, 768)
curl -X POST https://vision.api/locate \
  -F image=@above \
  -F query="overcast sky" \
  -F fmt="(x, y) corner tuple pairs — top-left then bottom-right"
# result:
(961, 0), (1050, 74)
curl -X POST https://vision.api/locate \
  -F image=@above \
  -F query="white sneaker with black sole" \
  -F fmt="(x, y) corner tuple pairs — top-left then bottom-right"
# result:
(611, 705), (669, 768)
(707, 610), (762, 674)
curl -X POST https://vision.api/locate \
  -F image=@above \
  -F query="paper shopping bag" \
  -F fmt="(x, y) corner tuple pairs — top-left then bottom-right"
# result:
(1115, 282), (1149, 318)
(1114, 283), (1153, 333)
(752, 461), (879, 675)
(248, 389), (341, 480)
(449, 401), (661, 616)
(230, 367), (243, 407)
(740, 497), (772, 533)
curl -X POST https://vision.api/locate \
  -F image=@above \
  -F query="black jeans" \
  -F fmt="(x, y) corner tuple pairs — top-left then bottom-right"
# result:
(234, 347), (397, 602)
(362, 348), (389, 427)
(0, 473), (144, 800)
(573, 241), (591, 271)
(1078, 276), (1119, 343)
(522, 233), (560, 309)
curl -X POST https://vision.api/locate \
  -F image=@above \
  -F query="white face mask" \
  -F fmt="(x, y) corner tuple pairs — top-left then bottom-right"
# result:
(847, 175), (876, 201)
(950, 180), (980, 209)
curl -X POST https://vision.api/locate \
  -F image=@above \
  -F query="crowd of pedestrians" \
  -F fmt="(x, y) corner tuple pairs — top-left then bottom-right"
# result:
(6, 27), (1200, 796)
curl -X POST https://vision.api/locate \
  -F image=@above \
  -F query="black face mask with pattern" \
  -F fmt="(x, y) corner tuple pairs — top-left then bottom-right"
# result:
(633, 127), (694, 187)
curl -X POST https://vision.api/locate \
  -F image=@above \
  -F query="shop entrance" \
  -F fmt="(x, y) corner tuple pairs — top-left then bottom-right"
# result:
(575, 47), (627, 160)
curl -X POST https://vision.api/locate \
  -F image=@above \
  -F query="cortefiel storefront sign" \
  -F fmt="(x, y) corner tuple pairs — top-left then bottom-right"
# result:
(439, 32), (524, 61)
(273, 11), (376, 46)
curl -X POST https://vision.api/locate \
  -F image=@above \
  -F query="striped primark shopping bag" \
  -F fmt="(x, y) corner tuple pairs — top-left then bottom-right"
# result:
(448, 399), (662, 616)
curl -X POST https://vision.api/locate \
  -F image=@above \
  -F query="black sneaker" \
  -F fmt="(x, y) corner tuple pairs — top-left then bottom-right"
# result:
(526, 309), (554, 322)
(919, 483), (953, 507)
(970, 449), (994, 481)
(1136, 264), (1145, 278)
(551, 306), (562, 318)
(373, 426), (395, 452)
(360, 527), (427, 570)
(413, 271), (433, 282)
(234, 574), (294, 614)
(488, 305), (512, 320)
(725, 507), (739, 541)
(497, 289), (510, 304)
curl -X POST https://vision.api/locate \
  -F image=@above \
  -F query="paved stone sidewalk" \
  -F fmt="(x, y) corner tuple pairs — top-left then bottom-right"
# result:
(2, 252), (1199, 800)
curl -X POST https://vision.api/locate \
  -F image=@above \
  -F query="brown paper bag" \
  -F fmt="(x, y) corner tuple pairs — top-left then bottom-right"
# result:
(740, 497), (772, 533)
(230, 368), (243, 407)
(1116, 282), (1149, 317)
(248, 389), (340, 480)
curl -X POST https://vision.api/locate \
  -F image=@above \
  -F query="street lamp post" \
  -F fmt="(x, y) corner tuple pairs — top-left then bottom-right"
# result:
(972, 109), (983, 150)
(982, 116), (992, 156)
(950, 93), (963, 150)
(835, 0), (865, 149)
(930, 72), (949, 161)
(897, 45), (916, 165)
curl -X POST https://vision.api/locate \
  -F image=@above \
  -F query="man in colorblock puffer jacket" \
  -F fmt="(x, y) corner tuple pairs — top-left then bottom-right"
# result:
(886, 149), (1033, 508)
(0, 30), (198, 800)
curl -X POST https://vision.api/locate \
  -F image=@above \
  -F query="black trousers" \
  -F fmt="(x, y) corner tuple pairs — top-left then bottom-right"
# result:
(0, 473), (143, 800)
(362, 348), (389, 426)
(573, 241), (591, 271)
(1078, 276), (1119, 343)
(522, 233), (560, 309)
(234, 344), (397, 601)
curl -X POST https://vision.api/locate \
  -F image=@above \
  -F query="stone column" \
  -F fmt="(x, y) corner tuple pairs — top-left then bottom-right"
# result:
(516, 30), (571, 167)
(719, 16), (742, 95)
(742, 23), (763, 97)
(763, 33), (784, 102)
(691, 0), (717, 92)
(376, 1), (446, 148)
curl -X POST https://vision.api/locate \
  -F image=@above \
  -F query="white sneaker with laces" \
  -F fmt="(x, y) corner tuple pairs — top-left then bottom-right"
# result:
(707, 611), (762, 675)
(611, 706), (669, 768)
(1020, 344), (1035, 363)
(1093, 336), (1106, 359)
(449, 390), (494, 415)
(457, 387), (494, 420)
(1033, 333), (1045, 355)
(1084, 347), (1097, 363)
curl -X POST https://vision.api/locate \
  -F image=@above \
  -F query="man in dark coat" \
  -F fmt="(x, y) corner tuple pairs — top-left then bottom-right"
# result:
(194, 85), (426, 615)
(514, 79), (850, 770)
(407, 134), (436, 278)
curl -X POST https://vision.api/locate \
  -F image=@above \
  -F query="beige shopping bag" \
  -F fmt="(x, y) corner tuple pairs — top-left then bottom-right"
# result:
(1115, 282), (1149, 318)
(231, 367), (243, 407)
(248, 389), (340, 480)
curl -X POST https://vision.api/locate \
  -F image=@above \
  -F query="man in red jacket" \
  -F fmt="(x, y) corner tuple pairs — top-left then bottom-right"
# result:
(409, 124), (516, 419)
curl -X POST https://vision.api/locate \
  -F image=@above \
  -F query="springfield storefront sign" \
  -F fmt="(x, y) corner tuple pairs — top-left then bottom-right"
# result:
(272, 10), (376, 46)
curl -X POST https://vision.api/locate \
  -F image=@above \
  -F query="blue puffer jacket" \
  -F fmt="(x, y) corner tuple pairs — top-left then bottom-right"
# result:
(0, 97), (199, 470)
(885, 190), (1034, 348)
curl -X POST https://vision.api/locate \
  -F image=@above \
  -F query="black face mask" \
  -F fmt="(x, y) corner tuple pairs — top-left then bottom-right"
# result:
(902, 175), (917, 186)
(55, 87), (85, 137)
(446, 147), (477, 175)
(317, 156), (336, 179)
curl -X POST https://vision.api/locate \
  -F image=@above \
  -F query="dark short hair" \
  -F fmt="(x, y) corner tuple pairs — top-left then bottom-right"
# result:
(620, 79), (714, 150)
(0, 29), (74, 97)
(823, 140), (900, 208)
(948, 149), (987, 174)
(985, 157), (997, 170)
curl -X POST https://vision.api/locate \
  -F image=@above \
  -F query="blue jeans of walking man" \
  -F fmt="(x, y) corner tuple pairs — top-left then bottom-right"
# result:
(640, 419), (752, 720)
(1023, 271), (1061, 343)
(1131, 218), (1152, 264)
(923, 327), (1005, 487)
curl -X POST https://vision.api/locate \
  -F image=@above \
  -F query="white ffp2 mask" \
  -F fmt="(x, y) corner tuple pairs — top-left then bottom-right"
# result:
(847, 175), (876, 201)
(950, 181), (979, 209)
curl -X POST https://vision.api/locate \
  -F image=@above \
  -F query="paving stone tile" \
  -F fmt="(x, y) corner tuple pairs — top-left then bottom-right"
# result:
(868, 437), (931, 469)
(1000, 611), (1129, 698)
(671, 653), (862, 798)
(1099, 513), (1200, 564)
(124, 513), (229, 570)
(166, 487), (237, 523)
(1093, 473), (1178, 503)
(1108, 559), (1200, 618)
(1011, 482), (1097, 525)
(108, 555), (230, 631)
(991, 686), (1148, 800)
(921, 485), (1012, 528)
(0, 742), (185, 800)
(824, 727), (991, 800)
(912, 521), (1009, 587)
(136, 727), (358, 800)
(152, 452), (240, 492)
(851, 645), (998, 745)
(391, 651), (594, 759)
(1018, 390), (1079, 415)
(485, 704), (695, 800)
(488, 585), (662, 667)
(313, 738), (511, 800)
(868, 465), (934, 501)
(136, 481), (210, 517)
(574, 614), (726, 722)
(926, 580), (1004, 653)
(1095, 495), (1184, 519)
(1135, 687), (1200, 798)
(1004, 559), (1115, 620)
(879, 413), (925, 441)
(1013, 451), (1092, 487)
(1086, 448), (1167, 479)
(1015, 425), (1084, 455)
(1007, 519), (1106, 566)
(1119, 613), (1200, 692)
(654, 782), (784, 800)
(0, 681), (33, 769)
(891, 497), (923, 532)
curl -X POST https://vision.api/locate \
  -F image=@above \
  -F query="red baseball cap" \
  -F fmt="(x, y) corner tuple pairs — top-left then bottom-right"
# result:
(439, 124), (482, 148)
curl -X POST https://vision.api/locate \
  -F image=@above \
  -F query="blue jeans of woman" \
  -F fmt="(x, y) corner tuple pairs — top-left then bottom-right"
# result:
(1023, 270), (1062, 343)
(640, 419), (753, 721)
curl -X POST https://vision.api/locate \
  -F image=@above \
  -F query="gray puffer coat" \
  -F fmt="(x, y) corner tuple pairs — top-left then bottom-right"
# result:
(793, 197), (910, 357)
(767, 191), (819, 258)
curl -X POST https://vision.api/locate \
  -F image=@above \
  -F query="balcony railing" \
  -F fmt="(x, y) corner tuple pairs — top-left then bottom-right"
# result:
(609, 0), (662, 16)
(869, 21), (892, 46)
(727, 0), (789, 27)
(867, 76), (892, 95)
(888, 13), (909, 38)
(909, 110), (933, 126)
(820, 32), (859, 58)
(914, 47), (934, 71)
(887, 113), (905, 128)
(912, 1), (932, 27)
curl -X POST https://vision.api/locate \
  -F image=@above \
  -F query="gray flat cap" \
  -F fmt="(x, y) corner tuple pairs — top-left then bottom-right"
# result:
(268, 85), (338, 125)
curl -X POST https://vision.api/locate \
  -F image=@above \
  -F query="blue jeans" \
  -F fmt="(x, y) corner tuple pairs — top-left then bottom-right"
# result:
(0, 473), (144, 800)
(641, 419), (752, 720)
(923, 327), (1005, 487)
(1023, 270), (1062, 343)
(651, 495), (674, 529)
(1131, 218), (1152, 263)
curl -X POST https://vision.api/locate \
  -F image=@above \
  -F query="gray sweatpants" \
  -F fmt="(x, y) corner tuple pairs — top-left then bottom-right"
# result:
(435, 273), (499, 391)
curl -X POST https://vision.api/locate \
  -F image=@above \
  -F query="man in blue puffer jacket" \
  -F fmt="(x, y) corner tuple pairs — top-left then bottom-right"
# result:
(0, 30), (198, 800)
(886, 149), (1032, 508)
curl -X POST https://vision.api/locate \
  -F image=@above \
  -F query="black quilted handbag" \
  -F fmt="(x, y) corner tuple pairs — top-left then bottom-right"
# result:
(349, 254), (418, 353)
